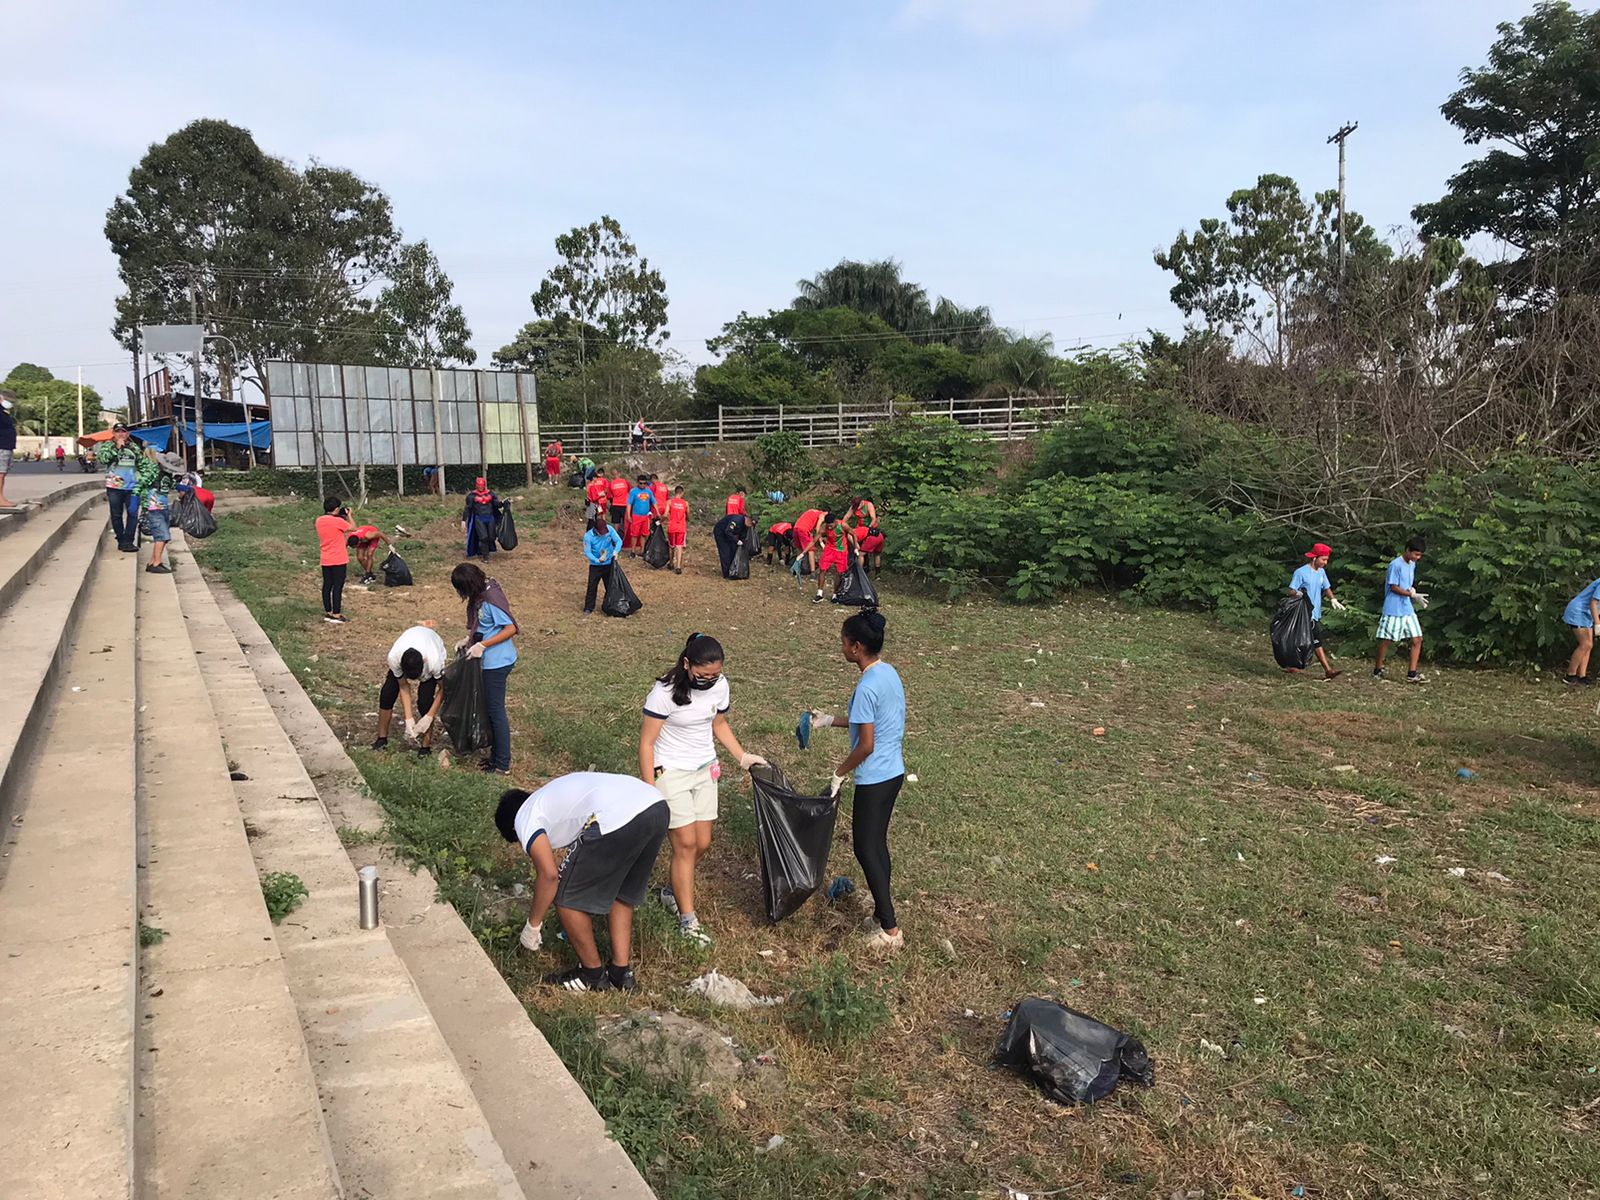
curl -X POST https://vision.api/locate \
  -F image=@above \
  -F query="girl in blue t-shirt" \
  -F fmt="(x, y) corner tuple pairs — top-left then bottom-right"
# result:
(451, 562), (519, 774)
(805, 607), (906, 953)
(1562, 577), (1600, 685)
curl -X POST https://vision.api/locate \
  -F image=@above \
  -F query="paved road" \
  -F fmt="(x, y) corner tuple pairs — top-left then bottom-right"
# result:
(4, 459), (101, 506)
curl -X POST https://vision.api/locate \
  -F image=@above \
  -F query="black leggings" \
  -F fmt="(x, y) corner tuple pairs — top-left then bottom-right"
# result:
(584, 563), (610, 612)
(852, 774), (903, 930)
(379, 672), (437, 713)
(321, 564), (347, 615)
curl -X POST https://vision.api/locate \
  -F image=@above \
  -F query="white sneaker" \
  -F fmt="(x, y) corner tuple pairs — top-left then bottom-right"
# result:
(519, 921), (543, 952)
(864, 925), (904, 953)
(657, 886), (680, 916)
(679, 918), (712, 947)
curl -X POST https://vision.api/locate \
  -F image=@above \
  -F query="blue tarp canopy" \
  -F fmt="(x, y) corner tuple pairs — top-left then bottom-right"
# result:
(134, 422), (271, 452)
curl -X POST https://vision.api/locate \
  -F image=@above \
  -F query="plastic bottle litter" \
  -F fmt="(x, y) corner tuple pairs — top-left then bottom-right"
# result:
(1455, 767), (1476, 780)
(758, 1135), (785, 1153)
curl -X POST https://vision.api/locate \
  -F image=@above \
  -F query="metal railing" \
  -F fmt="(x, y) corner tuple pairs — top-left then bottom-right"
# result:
(539, 395), (1072, 458)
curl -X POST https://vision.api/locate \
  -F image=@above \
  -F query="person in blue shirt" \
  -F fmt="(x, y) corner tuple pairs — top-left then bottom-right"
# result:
(624, 476), (658, 554)
(1561, 577), (1600, 685)
(1374, 537), (1429, 683)
(805, 607), (907, 953)
(451, 562), (519, 773)
(1287, 542), (1346, 680)
(582, 512), (623, 616)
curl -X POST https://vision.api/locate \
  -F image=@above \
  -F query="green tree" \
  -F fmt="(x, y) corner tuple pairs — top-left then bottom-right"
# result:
(2, 365), (104, 438)
(371, 241), (475, 367)
(793, 259), (930, 332)
(493, 317), (604, 377)
(529, 215), (669, 348)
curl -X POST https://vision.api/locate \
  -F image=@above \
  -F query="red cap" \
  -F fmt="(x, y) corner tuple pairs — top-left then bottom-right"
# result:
(1306, 542), (1333, 559)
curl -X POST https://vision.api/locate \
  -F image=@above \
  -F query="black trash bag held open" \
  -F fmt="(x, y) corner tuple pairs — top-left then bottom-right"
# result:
(601, 561), (644, 617)
(380, 550), (413, 587)
(750, 762), (839, 922)
(567, 471), (583, 488)
(993, 998), (1155, 1105)
(642, 521), (671, 569)
(439, 654), (492, 753)
(495, 505), (519, 551)
(832, 555), (879, 607)
(1270, 592), (1315, 670)
(728, 540), (751, 580)
(173, 490), (217, 539)
(743, 522), (760, 556)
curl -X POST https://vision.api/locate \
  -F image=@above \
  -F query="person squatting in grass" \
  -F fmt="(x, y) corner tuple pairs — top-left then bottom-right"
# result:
(806, 607), (907, 952)
(582, 511), (623, 615)
(625, 475), (658, 553)
(315, 497), (354, 622)
(371, 623), (447, 756)
(451, 562), (519, 773)
(812, 512), (856, 603)
(1374, 537), (1429, 684)
(347, 524), (392, 585)
(1286, 542), (1346, 681)
(497, 772), (670, 993)
(1561, 575), (1600, 685)
(640, 634), (766, 947)
(712, 510), (750, 579)
(765, 519), (796, 568)
(666, 485), (689, 574)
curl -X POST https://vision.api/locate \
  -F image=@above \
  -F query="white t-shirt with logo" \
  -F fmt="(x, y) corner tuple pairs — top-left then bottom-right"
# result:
(513, 772), (664, 852)
(642, 677), (731, 770)
(386, 626), (447, 680)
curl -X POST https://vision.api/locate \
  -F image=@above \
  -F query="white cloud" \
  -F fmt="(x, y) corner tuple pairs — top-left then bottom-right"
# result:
(899, 0), (1097, 35)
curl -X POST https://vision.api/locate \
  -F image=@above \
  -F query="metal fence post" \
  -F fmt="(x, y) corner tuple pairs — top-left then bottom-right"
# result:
(718, 404), (724, 443)
(837, 401), (844, 445)
(430, 367), (447, 501)
(1007, 394), (1015, 440)
(778, 404), (784, 433)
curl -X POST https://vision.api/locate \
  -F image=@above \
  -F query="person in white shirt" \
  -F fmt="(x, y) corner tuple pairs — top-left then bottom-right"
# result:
(495, 772), (670, 993)
(638, 633), (766, 947)
(372, 623), (448, 755)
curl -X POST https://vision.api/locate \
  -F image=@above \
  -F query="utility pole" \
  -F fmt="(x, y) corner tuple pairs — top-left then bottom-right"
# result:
(77, 367), (84, 442)
(189, 270), (207, 471)
(130, 326), (142, 425)
(1326, 121), (1358, 298)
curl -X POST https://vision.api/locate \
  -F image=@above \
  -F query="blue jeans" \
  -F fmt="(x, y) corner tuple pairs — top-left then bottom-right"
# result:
(107, 489), (138, 546)
(482, 663), (513, 771)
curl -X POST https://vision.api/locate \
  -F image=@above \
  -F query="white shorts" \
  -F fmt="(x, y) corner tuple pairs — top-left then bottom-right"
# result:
(1375, 613), (1423, 641)
(657, 763), (718, 829)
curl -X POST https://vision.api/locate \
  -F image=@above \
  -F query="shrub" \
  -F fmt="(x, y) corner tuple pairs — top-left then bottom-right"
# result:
(261, 871), (309, 924)
(852, 414), (998, 506)
(750, 429), (816, 492)
(791, 954), (889, 1045)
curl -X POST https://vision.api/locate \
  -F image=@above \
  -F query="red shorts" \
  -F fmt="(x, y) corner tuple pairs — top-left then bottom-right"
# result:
(858, 533), (884, 554)
(668, 528), (687, 548)
(544, 458), (560, 477)
(819, 548), (849, 574)
(793, 528), (816, 553)
(627, 514), (652, 542)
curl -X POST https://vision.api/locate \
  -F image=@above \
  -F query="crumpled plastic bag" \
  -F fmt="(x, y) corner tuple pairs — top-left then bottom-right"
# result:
(685, 970), (783, 1009)
(992, 997), (1154, 1104)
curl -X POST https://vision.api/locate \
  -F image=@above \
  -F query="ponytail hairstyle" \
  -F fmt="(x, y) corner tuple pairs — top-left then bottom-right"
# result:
(656, 632), (725, 706)
(841, 606), (887, 656)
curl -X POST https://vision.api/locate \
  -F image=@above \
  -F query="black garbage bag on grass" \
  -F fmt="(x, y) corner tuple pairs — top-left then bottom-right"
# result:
(728, 540), (751, 580)
(601, 561), (644, 617)
(993, 998), (1155, 1105)
(568, 471), (583, 488)
(439, 654), (492, 753)
(495, 506), (519, 551)
(642, 521), (671, 569)
(380, 550), (413, 587)
(173, 490), (217, 539)
(1270, 592), (1315, 670)
(750, 762), (839, 922)
(831, 556), (878, 607)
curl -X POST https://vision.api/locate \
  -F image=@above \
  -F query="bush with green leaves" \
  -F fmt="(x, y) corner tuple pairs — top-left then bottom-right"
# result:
(750, 429), (816, 493)
(791, 954), (889, 1045)
(852, 414), (998, 505)
(261, 871), (309, 924)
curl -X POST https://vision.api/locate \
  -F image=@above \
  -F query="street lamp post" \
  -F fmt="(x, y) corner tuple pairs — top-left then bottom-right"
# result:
(202, 334), (253, 469)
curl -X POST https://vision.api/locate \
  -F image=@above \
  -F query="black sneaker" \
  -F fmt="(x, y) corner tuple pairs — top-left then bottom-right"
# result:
(1371, 667), (1385, 679)
(1582, 677), (1595, 687)
(1564, 674), (1584, 686)
(416, 746), (433, 757)
(607, 964), (638, 992)
(371, 737), (389, 751)
(543, 965), (612, 992)
(145, 563), (171, 575)
(1406, 671), (1428, 684)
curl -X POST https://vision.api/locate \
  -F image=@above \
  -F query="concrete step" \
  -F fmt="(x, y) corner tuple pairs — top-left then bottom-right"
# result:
(191, 546), (658, 1200)
(0, 542), (138, 1200)
(0, 496), (112, 828)
(168, 535), (528, 1200)
(0, 477), (102, 544)
(133, 560), (343, 1200)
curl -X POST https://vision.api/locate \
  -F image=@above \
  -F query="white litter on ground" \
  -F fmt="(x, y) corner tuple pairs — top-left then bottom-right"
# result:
(685, 970), (783, 1009)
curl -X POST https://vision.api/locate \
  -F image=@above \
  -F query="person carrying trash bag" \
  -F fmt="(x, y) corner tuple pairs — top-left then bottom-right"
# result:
(796, 607), (907, 951)
(494, 500), (519, 551)
(583, 512), (624, 616)
(749, 760), (841, 923)
(602, 559), (644, 617)
(462, 477), (501, 560)
(712, 510), (751, 579)
(640, 633), (766, 946)
(641, 517), (671, 570)
(1283, 542), (1345, 680)
(831, 545), (879, 608)
(451, 563), (518, 773)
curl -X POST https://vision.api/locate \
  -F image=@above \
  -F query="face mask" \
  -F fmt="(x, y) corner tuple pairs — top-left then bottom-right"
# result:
(689, 675), (720, 690)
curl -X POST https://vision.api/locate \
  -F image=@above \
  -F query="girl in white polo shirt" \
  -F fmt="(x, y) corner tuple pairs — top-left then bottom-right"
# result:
(640, 633), (765, 945)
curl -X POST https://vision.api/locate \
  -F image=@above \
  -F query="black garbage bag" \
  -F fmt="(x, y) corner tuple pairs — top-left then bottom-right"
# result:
(380, 550), (413, 587)
(750, 762), (839, 922)
(743, 522), (760, 557)
(601, 561), (644, 617)
(495, 505), (519, 551)
(438, 654), (492, 753)
(728, 540), (751, 580)
(832, 557), (879, 607)
(1270, 592), (1315, 670)
(993, 998), (1155, 1105)
(642, 521), (671, 569)
(173, 490), (217, 539)
(568, 471), (583, 488)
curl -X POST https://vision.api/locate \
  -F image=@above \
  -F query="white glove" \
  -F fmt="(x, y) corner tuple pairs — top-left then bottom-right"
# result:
(810, 710), (835, 728)
(739, 752), (767, 770)
(404, 717), (417, 740)
(1329, 596), (1346, 611)
(519, 920), (543, 952)
(454, 637), (470, 653)
(413, 713), (433, 736)
(466, 641), (486, 659)
(829, 773), (847, 798)
(1412, 591), (1430, 610)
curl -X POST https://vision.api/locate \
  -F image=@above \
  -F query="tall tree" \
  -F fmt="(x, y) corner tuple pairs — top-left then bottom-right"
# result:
(2, 365), (104, 437)
(793, 259), (929, 332)
(529, 216), (669, 348)
(371, 241), (475, 367)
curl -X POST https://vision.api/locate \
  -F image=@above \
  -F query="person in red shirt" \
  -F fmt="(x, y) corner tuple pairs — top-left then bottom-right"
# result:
(543, 439), (563, 483)
(792, 508), (827, 575)
(812, 513), (855, 603)
(585, 469), (609, 517)
(765, 520), (795, 567)
(666, 485), (690, 574)
(725, 488), (746, 516)
(651, 473), (669, 511)
(608, 472), (630, 533)
(856, 525), (885, 573)
(346, 523), (392, 585)
(314, 498), (353, 623)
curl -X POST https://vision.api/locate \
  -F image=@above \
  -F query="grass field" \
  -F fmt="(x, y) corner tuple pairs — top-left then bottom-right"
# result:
(195, 476), (1600, 1200)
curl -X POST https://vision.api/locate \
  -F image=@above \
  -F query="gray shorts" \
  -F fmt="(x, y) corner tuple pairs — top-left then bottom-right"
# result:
(554, 801), (670, 915)
(142, 506), (172, 543)
(0, 449), (12, 474)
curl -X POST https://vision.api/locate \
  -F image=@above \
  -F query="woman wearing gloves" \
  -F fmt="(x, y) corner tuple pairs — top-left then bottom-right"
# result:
(451, 563), (519, 773)
(640, 633), (765, 946)
(583, 512), (623, 615)
(1287, 542), (1346, 681)
(805, 607), (907, 952)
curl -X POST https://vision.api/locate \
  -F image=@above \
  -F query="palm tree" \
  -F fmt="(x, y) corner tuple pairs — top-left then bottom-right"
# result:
(793, 259), (930, 332)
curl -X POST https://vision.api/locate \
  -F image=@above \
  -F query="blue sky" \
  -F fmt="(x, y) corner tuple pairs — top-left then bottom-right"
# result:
(0, 0), (1536, 405)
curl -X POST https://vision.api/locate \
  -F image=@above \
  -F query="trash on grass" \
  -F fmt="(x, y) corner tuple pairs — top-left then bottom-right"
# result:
(758, 1134), (785, 1153)
(1447, 866), (1468, 878)
(685, 970), (783, 1009)
(1199, 1038), (1225, 1057)
(1375, 855), (1397, 866)
(992, 997), (1155, 1105)
(1455, 767), (1476, 780)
